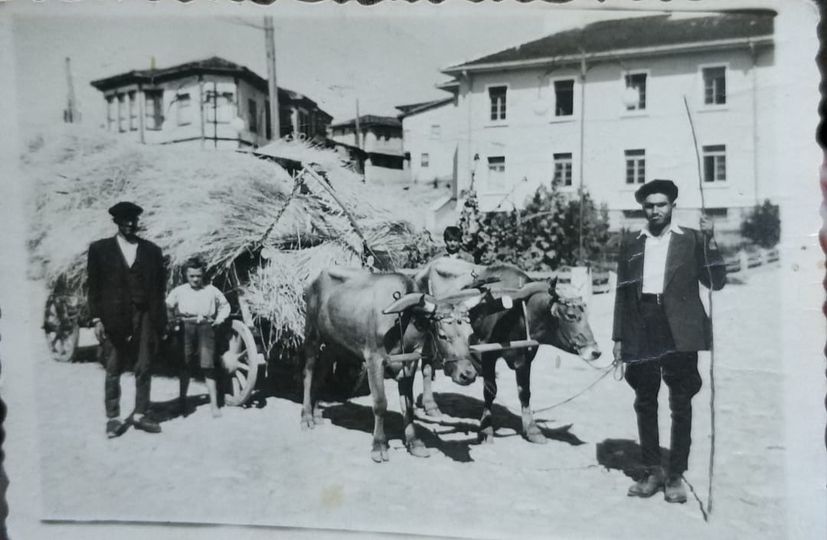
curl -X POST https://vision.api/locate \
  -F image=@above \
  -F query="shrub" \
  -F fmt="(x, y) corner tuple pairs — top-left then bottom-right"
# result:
(740, 200), (780, 249)
(457, 181), (611, 271)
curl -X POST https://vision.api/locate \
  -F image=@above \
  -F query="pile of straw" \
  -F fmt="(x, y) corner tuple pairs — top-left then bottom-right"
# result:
(26, 126), (429, 348)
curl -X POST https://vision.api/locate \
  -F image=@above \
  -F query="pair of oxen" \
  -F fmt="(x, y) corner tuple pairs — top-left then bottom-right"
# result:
(301, 257), (602, 463)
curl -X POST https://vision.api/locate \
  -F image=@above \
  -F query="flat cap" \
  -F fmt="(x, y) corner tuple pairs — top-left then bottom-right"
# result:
(635, 179), (678, 204)
(108, 201), (143, 219)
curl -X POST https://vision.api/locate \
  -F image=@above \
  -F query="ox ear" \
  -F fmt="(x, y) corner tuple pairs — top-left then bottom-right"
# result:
(383, 293), (427, 315)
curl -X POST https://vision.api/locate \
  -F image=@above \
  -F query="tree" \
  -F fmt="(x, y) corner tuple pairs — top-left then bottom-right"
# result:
(458, 181), (611, 271)
(740, 200), (780, 248)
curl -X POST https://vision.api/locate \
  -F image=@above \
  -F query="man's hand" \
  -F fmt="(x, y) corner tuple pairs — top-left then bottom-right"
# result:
(699, 215), (715, 238)
(93, 320), (107, 343)
(613, 341), (623, 363)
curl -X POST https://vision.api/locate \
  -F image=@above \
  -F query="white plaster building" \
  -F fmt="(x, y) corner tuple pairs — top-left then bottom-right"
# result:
(437, 11), (776, 242)
(328, 115), (407, 184)
(90, 57), (332, 150)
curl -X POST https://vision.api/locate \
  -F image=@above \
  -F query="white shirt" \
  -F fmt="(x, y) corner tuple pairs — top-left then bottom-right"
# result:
(166, 284), (231, 324)
(639, 223), (683, 294)
(116, 234), (138, 267)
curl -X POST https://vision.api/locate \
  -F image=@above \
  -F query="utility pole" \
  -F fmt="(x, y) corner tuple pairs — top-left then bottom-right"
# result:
(354, 99), (362, 149)
(264, 16), (280, 140)
(63, 57), (79, 123)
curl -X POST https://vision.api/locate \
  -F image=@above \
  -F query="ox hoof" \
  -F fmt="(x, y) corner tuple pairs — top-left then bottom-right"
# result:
(525, 427), (548, 444)
(300, 414), (316, 431)
(371, 443), (390, 463)
(407, 441), (430, 458)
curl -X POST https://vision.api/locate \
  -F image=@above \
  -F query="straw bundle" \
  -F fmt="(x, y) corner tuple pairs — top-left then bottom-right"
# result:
(26, 126), (433, 350)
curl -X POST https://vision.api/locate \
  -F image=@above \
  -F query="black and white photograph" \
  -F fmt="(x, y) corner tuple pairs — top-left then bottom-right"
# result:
(0, 1), (824, 539)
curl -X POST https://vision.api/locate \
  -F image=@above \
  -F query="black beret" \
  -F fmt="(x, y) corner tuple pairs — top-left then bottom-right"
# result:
(108, 201), (143, 219)
(634, 179), (678, 204)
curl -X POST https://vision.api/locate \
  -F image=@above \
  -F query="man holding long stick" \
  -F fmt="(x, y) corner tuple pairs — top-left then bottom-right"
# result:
(612, 179), (726, 503)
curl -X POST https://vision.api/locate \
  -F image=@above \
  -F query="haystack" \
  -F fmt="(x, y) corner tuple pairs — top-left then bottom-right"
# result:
(26, 126), (430, 350)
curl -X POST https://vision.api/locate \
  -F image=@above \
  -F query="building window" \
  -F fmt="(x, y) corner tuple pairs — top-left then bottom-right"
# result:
(553, 152), (573, 186)
(176, 93), (192, 126)
(144, 90), (163, 130)
(117, 93), (126, 132)
(624, 72), (647, 111)
(430, 124), (441, 139)
(488, 86), (507, 121)
(106, 96), (114, 131)
(703, 66), (726, 105)
(205, 90), (233, 124)
(298, 111), (310, 135)
(625, 149), (645, 184)
(421, 153), (430, 168)
(247, 98), (258, 134)
(128, 92), (137, 131)
(487, 156), (506, 191)
(554, 80), (574, 117)
(703, 145), (726, 182)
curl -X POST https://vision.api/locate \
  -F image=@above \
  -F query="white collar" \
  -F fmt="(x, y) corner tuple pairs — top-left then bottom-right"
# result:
(637, 222), (683, 239)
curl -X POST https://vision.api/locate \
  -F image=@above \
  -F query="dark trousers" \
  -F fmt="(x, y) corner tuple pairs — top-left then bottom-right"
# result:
(182, 321), (216, 372)
(104, 309), (153, 418)
(625, 298), (703, 475)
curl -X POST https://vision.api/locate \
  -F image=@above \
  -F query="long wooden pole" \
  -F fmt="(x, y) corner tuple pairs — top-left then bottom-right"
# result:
(683, 95), (716, 520)
(264, 16), (280, 140)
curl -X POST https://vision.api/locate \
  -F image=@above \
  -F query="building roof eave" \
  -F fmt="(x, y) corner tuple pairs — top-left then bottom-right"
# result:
(442, 35), (774, 76)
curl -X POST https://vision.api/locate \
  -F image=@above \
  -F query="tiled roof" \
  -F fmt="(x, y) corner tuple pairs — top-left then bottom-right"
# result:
(447, 11), (774, 72)
(395, 97), (455, 118)
(90, 56), (332, 120)
(330, 115), (402, 129)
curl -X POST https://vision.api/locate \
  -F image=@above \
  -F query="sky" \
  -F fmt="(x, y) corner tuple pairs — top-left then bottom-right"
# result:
(7, 0), (766, 130)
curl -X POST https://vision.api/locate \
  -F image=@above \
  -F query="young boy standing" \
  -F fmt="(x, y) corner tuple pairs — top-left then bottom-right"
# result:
(166, 257), (230, 418)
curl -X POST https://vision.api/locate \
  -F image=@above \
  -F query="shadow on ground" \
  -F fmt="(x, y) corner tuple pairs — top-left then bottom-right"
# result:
(596, 438), (672, 480)
(425, 392), (586, 447)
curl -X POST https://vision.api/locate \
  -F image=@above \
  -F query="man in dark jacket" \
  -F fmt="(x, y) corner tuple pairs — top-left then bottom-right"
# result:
(87, 202), (167, 437)
(612, 179), (726, 503)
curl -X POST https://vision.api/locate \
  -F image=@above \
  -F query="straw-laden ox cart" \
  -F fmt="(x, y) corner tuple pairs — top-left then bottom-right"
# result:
(32, 129), (426, 406)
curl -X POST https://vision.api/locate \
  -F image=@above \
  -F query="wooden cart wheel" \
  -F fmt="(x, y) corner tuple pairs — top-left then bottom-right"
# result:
(221, 319), (260, 406)
(43, 294), (80, 363)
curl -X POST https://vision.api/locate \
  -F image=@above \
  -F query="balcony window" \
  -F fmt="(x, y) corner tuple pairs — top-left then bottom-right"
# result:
(144, 90), (163, 130)
(624, 72), (647, 111)
(703, 66), (726, 105)
(487, 156), (506, 191)
(554, 80), (574, 117)
(488, 86), (507, 121)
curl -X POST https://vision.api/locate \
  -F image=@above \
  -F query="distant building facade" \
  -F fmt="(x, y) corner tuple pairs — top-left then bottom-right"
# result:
(437, 12), (776, 242)
(328, 115), (407, 183)
(397, 97), (458, 186)
(90, 56), (332, 150)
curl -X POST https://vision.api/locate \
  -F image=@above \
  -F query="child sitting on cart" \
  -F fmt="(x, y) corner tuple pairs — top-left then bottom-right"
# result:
(166, 257), (230, 418)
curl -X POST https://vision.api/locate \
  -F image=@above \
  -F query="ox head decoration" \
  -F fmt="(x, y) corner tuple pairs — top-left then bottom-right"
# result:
(384, 290), (499, 386)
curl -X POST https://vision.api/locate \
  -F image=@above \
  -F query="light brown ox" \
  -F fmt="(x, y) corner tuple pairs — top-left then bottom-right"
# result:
(302, 267), (506, 462)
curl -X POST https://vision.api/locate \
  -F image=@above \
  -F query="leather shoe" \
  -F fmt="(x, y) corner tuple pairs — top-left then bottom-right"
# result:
(106, 418), (127, 439)
(131, 415), (161, 434)
(627, 468), (665, 498)
(664, 475), (687, 504)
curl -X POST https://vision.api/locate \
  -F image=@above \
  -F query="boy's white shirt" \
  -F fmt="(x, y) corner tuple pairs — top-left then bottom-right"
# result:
(166, 283), (230, 324)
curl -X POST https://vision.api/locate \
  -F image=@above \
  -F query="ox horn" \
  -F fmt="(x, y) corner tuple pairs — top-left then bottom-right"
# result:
(383, 293), (433, 315)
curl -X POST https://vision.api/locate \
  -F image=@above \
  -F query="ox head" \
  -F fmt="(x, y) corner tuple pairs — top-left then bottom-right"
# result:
(384, 290), (497, 386)
(503, 278), (602, 362)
